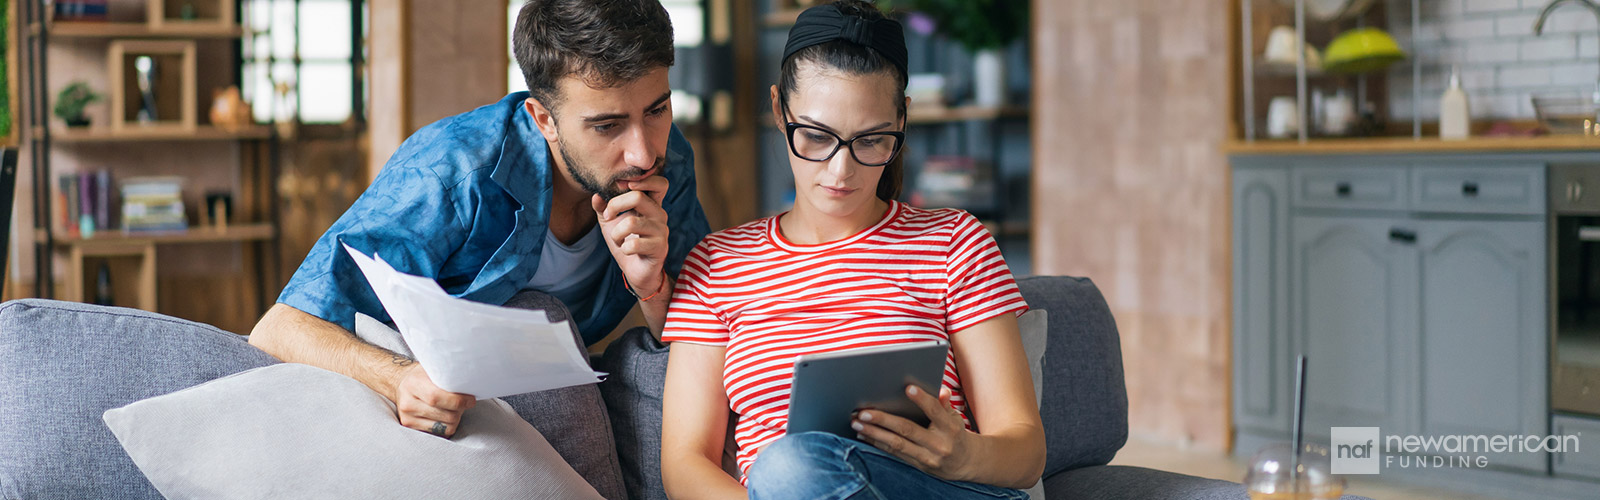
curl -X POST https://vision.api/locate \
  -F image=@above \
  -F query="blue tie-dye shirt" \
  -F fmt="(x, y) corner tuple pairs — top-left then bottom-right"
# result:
(277, 92), (711, 344)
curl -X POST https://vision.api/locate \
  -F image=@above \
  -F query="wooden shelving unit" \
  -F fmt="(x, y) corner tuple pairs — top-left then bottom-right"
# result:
(44, 223), (275, 245)
(21, 1), (280, 318)
(42, 125), (270, 143)
(763, 8), (802, 28)
(907, 105), (1029, 125)
(33, 21), (244, 39)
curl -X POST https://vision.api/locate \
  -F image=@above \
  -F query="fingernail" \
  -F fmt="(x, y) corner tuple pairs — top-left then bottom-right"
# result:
(856, 433), (865, 440)
(851, 421), (863, 431)
(859, 412), (872, 422)
(907, 386), (919, 396)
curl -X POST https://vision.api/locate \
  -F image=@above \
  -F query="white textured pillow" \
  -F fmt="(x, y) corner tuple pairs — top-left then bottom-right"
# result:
(102, 363), (602, 500)
(1017, 309), (1049, 500)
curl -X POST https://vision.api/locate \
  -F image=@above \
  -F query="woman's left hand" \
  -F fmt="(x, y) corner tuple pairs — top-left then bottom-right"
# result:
(852, 384), (975, 482)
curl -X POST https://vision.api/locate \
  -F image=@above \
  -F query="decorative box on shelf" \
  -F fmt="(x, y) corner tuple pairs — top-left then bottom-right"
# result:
(108, 40), (197, 134)
(147, 0), (235, 34)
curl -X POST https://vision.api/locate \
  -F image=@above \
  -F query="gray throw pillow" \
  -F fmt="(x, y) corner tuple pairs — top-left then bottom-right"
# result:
(0, 299), (278, 500)
(103, 363), (603, 500)
(1016, 309), (1049, 500)
(353, 289), (627, 500)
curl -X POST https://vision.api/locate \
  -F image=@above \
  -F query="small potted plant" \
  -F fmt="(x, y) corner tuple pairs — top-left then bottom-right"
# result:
(54, 82), (101, 128)
(882, 0), (1028, 107)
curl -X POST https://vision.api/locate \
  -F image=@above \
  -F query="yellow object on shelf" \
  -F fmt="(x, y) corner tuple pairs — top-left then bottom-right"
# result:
(1323, 28), (1405, 74)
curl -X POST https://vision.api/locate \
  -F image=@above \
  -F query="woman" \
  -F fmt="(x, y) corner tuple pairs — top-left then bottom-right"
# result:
(659, 2), (1044, 499)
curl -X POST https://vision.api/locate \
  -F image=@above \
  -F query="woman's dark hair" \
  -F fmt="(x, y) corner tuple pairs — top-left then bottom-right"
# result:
(778, 0), (909, 202)
(513, 0), (674, 113)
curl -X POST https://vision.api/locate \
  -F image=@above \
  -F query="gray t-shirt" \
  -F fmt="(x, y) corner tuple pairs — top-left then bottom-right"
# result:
(524, 225), (608, 313)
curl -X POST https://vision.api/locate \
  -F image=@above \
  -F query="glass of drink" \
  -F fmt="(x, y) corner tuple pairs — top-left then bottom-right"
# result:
(1244, 442), (1346, 500)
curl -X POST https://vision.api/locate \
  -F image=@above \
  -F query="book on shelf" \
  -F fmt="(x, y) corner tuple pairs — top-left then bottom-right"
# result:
(54, 169), (118, 238)
(120, 177), (187, 233)
(53, 0), (109, 22)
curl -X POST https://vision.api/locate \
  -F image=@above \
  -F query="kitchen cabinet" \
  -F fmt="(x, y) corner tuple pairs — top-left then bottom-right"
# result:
(1291, 214), (1418, 438)
(1416, 219), (1547, 472)
(1232, 167), (1291, 436)
(1232, 161), (1549, 474)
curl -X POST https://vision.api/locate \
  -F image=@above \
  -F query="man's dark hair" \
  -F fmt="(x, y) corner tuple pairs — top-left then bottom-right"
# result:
(513, 0), (675, 112)
(778, 0), (908, 202)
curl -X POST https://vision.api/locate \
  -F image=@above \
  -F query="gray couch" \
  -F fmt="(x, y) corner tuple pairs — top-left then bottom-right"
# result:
(0, 276), (1368, 500)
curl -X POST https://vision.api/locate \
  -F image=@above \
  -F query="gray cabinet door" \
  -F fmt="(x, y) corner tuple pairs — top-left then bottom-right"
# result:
(1292, 215), (1419, 439)
(1417, 219), (1548, 473)
(1233, 168), (1291, 436)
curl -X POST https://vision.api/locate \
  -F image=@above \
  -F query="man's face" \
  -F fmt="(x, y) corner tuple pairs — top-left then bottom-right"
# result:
(532, 67), (672, 200)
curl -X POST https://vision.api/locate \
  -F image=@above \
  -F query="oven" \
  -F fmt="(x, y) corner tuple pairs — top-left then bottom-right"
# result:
(1552, 164), (1600, 417)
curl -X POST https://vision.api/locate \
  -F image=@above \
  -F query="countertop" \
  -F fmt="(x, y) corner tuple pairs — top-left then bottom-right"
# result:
(1224, 135), (1600, 155)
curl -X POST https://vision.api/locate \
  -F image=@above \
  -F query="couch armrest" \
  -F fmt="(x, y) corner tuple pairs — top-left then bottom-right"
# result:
(1043, 465), (1374, 500)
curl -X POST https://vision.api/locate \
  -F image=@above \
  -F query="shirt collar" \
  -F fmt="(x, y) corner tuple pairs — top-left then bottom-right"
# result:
(489, 93), (554, 209)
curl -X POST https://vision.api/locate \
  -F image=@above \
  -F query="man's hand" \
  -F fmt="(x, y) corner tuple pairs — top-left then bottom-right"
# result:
(393, 364), (477, 439)
(592, 175), (670, 299)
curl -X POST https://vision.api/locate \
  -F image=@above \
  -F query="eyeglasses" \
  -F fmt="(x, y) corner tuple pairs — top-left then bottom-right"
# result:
(783, 122), (905, 167)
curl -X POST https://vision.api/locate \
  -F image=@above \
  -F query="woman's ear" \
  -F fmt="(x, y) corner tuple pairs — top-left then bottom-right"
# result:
(524, 98), (561, 143)
(769, 85), (783, 128)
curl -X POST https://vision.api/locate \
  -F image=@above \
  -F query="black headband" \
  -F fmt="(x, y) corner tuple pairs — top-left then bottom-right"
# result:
(781, 4), (909, 79)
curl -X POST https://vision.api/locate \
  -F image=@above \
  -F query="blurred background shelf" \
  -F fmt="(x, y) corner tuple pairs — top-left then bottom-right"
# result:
(38, 126), (271, 144)
(32, 21), (245, 39)
(44, 223), (275, 246)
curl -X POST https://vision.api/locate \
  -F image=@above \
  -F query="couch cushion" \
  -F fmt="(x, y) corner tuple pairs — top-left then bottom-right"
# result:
(594, 327), (673, 500)
(0, 299), (279, 500)
(103, 363), (602, 500)
(1015, 276), (1129, 477)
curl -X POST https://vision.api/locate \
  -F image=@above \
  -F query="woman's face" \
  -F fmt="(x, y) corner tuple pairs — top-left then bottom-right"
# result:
(772, 64), (903, 220)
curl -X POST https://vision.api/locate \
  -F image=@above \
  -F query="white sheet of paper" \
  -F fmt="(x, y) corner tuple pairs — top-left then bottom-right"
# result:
(342, 242), (603, 399)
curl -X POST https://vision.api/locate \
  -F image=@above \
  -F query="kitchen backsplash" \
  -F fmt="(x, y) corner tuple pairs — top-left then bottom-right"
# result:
(1386, 0), (1597, 120)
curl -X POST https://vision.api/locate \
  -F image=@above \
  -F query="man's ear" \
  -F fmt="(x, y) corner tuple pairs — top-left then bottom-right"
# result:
(524, 98), (560, 143)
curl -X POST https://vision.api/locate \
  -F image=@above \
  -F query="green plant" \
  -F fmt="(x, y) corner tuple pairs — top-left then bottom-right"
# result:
(53, 82), (100, 122)
(881, 0), (1029, 52)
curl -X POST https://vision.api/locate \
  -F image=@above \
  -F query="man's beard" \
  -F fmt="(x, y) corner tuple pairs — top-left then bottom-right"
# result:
(559, 141), (664, 200)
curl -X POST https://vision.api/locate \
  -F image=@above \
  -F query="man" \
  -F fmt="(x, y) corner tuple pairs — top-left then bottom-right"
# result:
(248, 0), (709, 441)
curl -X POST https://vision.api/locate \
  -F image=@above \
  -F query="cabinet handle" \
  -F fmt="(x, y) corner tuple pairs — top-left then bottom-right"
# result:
(1389, 228), (1417, 244)
(1576, 182), (1585, 203)
(1461, 181), (1479, 197)
(1336, 182), (1352, 197)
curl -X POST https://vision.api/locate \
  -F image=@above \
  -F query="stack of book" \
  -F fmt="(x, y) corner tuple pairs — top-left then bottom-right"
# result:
(120, 177), (187, 233)
(56, 170), (114, 238)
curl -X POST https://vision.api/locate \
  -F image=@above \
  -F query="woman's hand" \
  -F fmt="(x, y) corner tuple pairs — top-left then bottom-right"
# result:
(852, 384), (976, 482)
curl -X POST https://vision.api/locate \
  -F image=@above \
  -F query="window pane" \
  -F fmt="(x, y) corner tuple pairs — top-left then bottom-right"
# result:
(246, 62), (272, 122)
(271, 1), (297, 59)
(508, 0), (523, 93)
(300, 62), (352, 124)
(509, 64), (526, 93)
(665, 4), (702, 47)
(299, 1), (353, 60)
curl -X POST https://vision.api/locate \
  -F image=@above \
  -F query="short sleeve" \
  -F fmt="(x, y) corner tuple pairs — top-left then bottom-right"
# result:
(277, 164), (469, 333)
(661, 242), (730, 346)
(944, 213), (1028, 333)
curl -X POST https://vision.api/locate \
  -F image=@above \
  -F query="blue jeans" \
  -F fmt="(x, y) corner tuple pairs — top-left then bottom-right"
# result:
(745, 432), (1030, 500)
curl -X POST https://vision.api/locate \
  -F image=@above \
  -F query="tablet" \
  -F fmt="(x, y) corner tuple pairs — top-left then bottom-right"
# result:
(785, 341), (949, 437)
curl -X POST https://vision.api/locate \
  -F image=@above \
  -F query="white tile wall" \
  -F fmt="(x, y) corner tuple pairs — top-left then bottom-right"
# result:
(1386, 0), (1599, 119)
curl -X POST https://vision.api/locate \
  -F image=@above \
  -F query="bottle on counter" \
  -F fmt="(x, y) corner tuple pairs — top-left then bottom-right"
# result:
(1440, 65), (1470, 140)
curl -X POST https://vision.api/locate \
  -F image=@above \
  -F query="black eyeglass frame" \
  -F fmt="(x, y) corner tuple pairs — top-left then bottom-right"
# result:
(782, 121), (907, 167)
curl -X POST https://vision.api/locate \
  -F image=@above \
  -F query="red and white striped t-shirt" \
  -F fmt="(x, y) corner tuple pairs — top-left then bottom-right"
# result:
(661, 200), (1029, 479)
